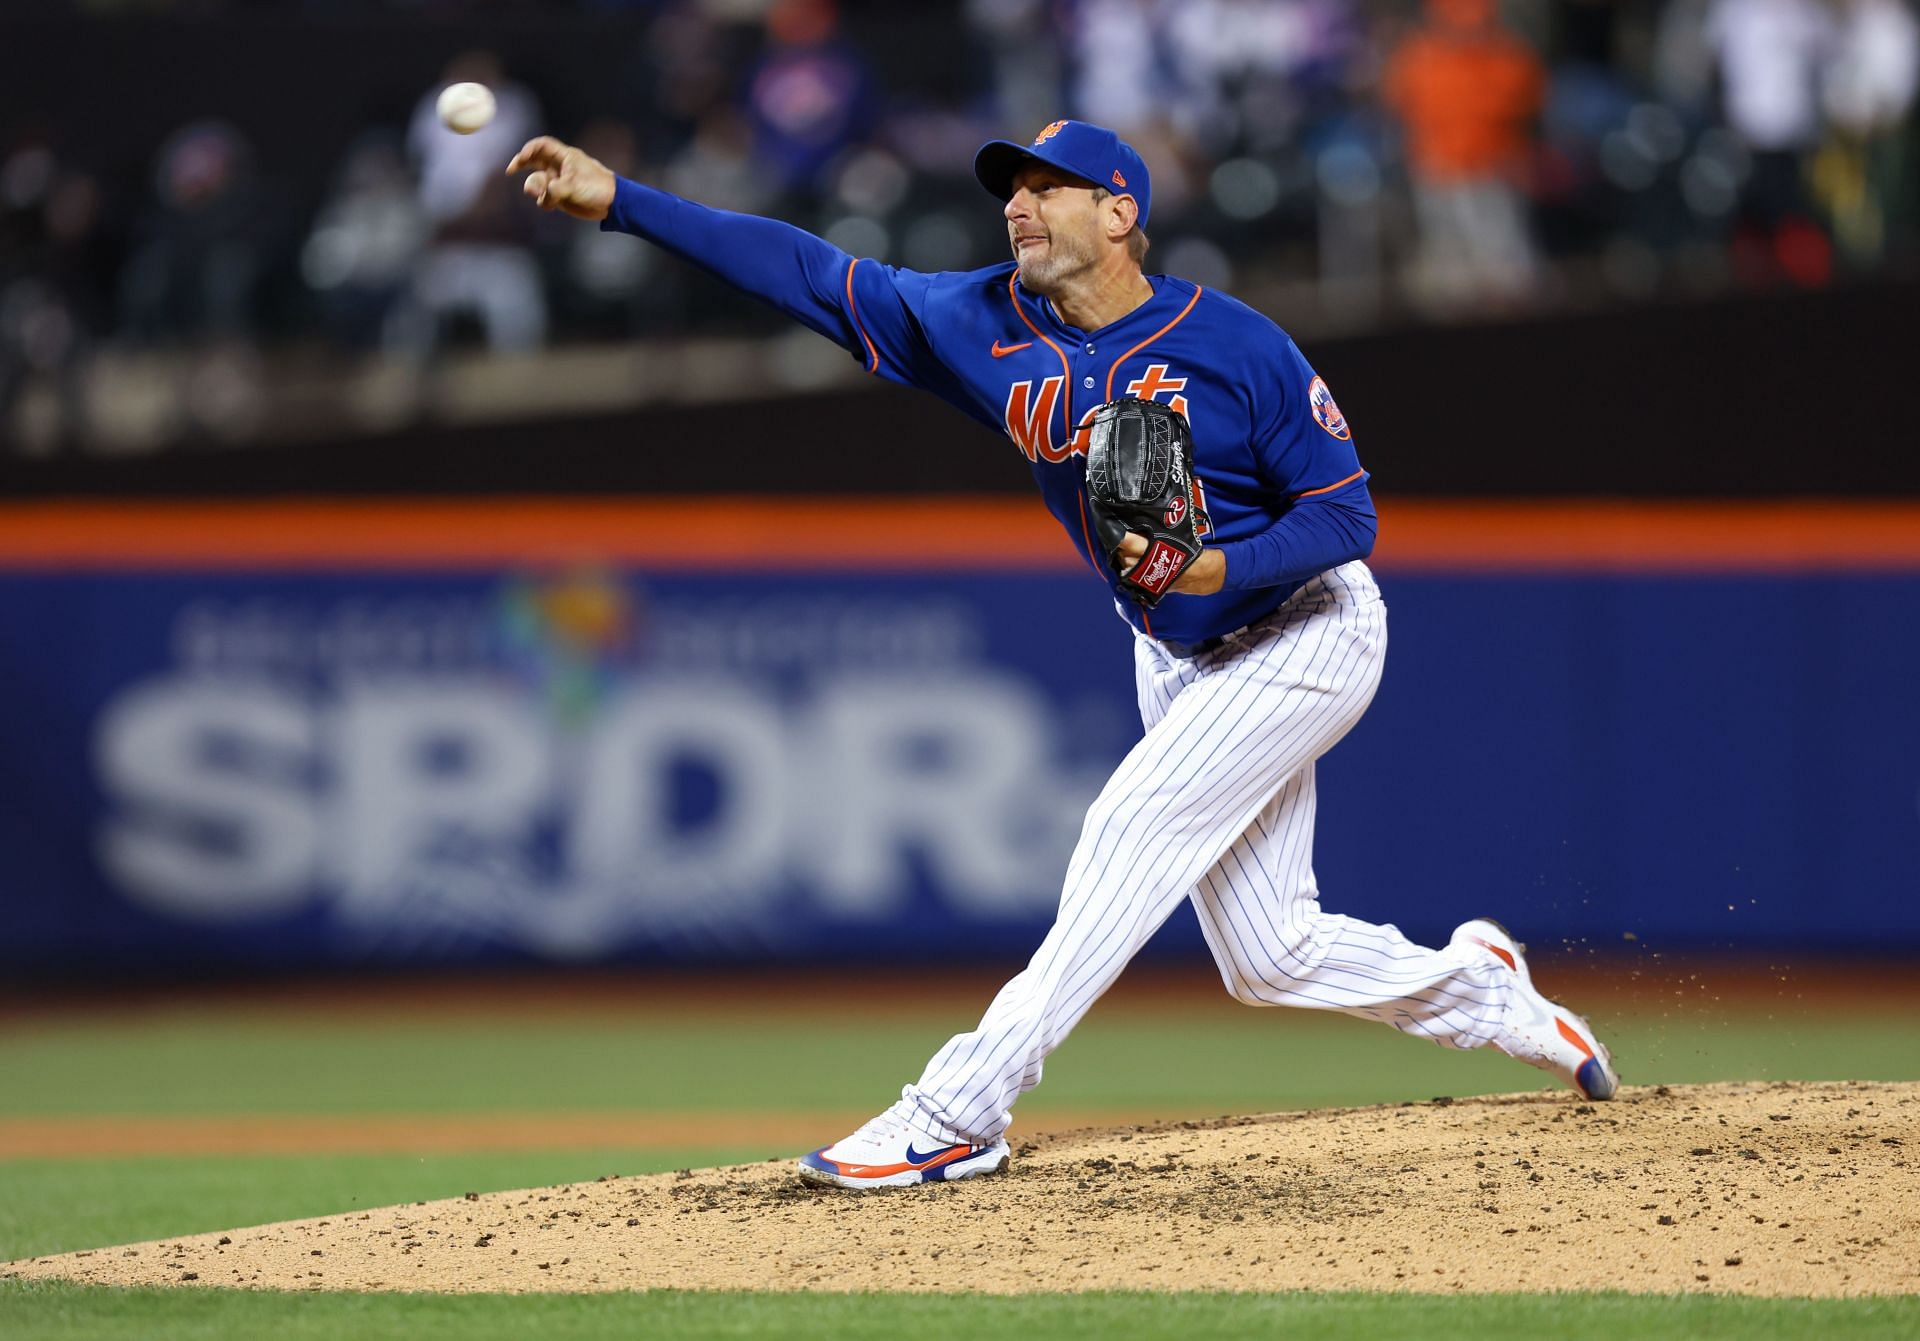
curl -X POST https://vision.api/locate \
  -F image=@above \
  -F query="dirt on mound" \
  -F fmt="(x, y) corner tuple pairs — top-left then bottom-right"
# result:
(6, 1081), (1914, 1297)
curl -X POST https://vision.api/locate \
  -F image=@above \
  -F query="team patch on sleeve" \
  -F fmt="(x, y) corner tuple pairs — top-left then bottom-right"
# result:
(1308, 376), (1350, 440)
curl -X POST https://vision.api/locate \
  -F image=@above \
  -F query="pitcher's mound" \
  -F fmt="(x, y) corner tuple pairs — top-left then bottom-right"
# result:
(6, 1081), (1915, 1296)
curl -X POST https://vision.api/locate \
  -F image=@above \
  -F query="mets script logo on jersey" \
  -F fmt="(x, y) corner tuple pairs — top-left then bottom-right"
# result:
(1002, 366), (1186, 463)
(1309, 376), (1350, 440)
(1003, 377), (1078, 463)
(1033, 120), (1069, 145)
(1003, 365), (1202, 480)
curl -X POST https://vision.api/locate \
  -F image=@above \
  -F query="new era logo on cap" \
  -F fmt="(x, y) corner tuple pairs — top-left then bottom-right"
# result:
(974, 120), (1153, 229)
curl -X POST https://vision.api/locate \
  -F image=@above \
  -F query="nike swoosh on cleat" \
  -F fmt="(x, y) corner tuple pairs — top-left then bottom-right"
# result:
(990, 340), (1032, 358)
(905, 1142), (964, 1165)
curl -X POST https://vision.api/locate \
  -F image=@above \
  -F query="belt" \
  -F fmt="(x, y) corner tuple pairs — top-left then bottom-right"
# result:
(1157, 631), (1234, 659)
(1155, 599), (1288, 659)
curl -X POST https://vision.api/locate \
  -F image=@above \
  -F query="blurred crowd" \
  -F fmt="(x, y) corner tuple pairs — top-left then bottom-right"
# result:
(4, 0), (1917, 445)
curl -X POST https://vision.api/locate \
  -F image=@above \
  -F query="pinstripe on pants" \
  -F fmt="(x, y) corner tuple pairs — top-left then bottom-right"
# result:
(905, 562), (1512, 1144)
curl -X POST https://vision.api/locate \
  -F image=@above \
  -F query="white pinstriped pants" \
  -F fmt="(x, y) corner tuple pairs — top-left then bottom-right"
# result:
(906, 562), (1512, 1144)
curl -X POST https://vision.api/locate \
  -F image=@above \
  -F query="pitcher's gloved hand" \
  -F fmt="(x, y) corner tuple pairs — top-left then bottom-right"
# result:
(1084, 397), (1210, 607)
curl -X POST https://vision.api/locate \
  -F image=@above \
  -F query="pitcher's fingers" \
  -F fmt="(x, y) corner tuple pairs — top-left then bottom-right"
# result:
(522, 171), (553, 205)
(505, 136), (567, 176)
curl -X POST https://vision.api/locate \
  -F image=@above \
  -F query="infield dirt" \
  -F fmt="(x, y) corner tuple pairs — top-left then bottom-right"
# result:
(6, 1080), (1914, 1297)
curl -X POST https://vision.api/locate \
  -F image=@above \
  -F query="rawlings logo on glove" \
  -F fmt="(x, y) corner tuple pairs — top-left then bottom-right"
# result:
(1083, 397), (1210, 609)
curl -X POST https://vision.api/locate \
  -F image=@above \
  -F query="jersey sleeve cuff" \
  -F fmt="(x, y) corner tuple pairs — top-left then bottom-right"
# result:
(598, 175), (649, 233)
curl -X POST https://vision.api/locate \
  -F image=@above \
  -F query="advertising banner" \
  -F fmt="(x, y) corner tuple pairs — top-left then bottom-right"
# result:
(2, 500), (1916, 975)
(1, 567), (1142, 971)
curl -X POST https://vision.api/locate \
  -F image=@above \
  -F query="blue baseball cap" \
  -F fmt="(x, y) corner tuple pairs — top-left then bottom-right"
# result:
(974, 120), (1152, 230)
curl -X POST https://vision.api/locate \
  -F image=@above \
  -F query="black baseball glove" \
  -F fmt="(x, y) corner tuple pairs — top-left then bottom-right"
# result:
(1083, 397), (1209, 608)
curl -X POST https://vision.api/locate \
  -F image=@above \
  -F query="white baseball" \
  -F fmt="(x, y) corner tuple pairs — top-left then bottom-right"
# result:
(436, 82), (497, 135)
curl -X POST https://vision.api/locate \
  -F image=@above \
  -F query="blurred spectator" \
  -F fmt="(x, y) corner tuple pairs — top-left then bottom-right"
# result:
(1160, 0), (1335, 153)
(1383, 0), (1547, 312)
(0, 141), (107, 447)
(1653, 0), (1720, 120)
(965, 0), (1064, 134)
(299, 135), (427, 350)
(8, 0), (1920, 418)
(663, 107), (774, 215)
(393, 51), (547, 356)
(556, 118), (663, 337)
(1532, 0), (1641, 244)
(635, 2), (737, 150)
(1702, 0), (1836, 284)
(118, 120), (269, 346)
(1068, 0), (1163, 135)
(743, 0), (878, 203)
(1815, 0), (1920, 265)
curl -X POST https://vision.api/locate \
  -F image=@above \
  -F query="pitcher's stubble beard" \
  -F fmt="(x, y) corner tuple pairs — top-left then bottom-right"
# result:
(1013, 225), (1099, 295)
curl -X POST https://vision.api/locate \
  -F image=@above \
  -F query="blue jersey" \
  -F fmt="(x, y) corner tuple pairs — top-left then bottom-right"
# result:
(602, 178), (1376, 647)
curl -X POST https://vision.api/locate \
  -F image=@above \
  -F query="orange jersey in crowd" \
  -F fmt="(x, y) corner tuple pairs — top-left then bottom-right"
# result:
(1384, 12), (1545, 182)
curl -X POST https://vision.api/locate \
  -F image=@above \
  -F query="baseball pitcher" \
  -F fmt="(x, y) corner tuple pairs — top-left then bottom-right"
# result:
(509, 118), (1617, 1190)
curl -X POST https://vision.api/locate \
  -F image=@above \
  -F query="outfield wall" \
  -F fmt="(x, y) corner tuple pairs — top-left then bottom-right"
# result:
(1, 498), (1915, 977)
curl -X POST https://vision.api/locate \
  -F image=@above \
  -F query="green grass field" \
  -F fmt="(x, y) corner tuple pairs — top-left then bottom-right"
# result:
(6, 1280), (1916, 1341)
(3, 971), (1916, 1340)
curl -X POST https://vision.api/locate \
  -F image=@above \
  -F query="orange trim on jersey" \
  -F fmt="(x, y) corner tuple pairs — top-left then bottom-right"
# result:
(1008, 273), (1075, 434)
(1294, 469), (1366, 500)
(3, 499), (1920, 572)
(1104, 286), (1204, 401)
(845, 258), (879, 373)
(1073, 486), (1106, 581)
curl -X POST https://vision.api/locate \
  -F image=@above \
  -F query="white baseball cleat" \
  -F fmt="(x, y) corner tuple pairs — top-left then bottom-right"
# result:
(797, 1100), (1011, 1190)
(1452, 918), (1619, 1101)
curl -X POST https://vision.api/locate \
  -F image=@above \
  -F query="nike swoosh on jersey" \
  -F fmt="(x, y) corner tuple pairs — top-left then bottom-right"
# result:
(991, 340), (1032, 358)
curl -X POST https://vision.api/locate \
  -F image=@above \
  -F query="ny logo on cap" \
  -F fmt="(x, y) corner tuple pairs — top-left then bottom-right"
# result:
(1033, 120), (1068, 145)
